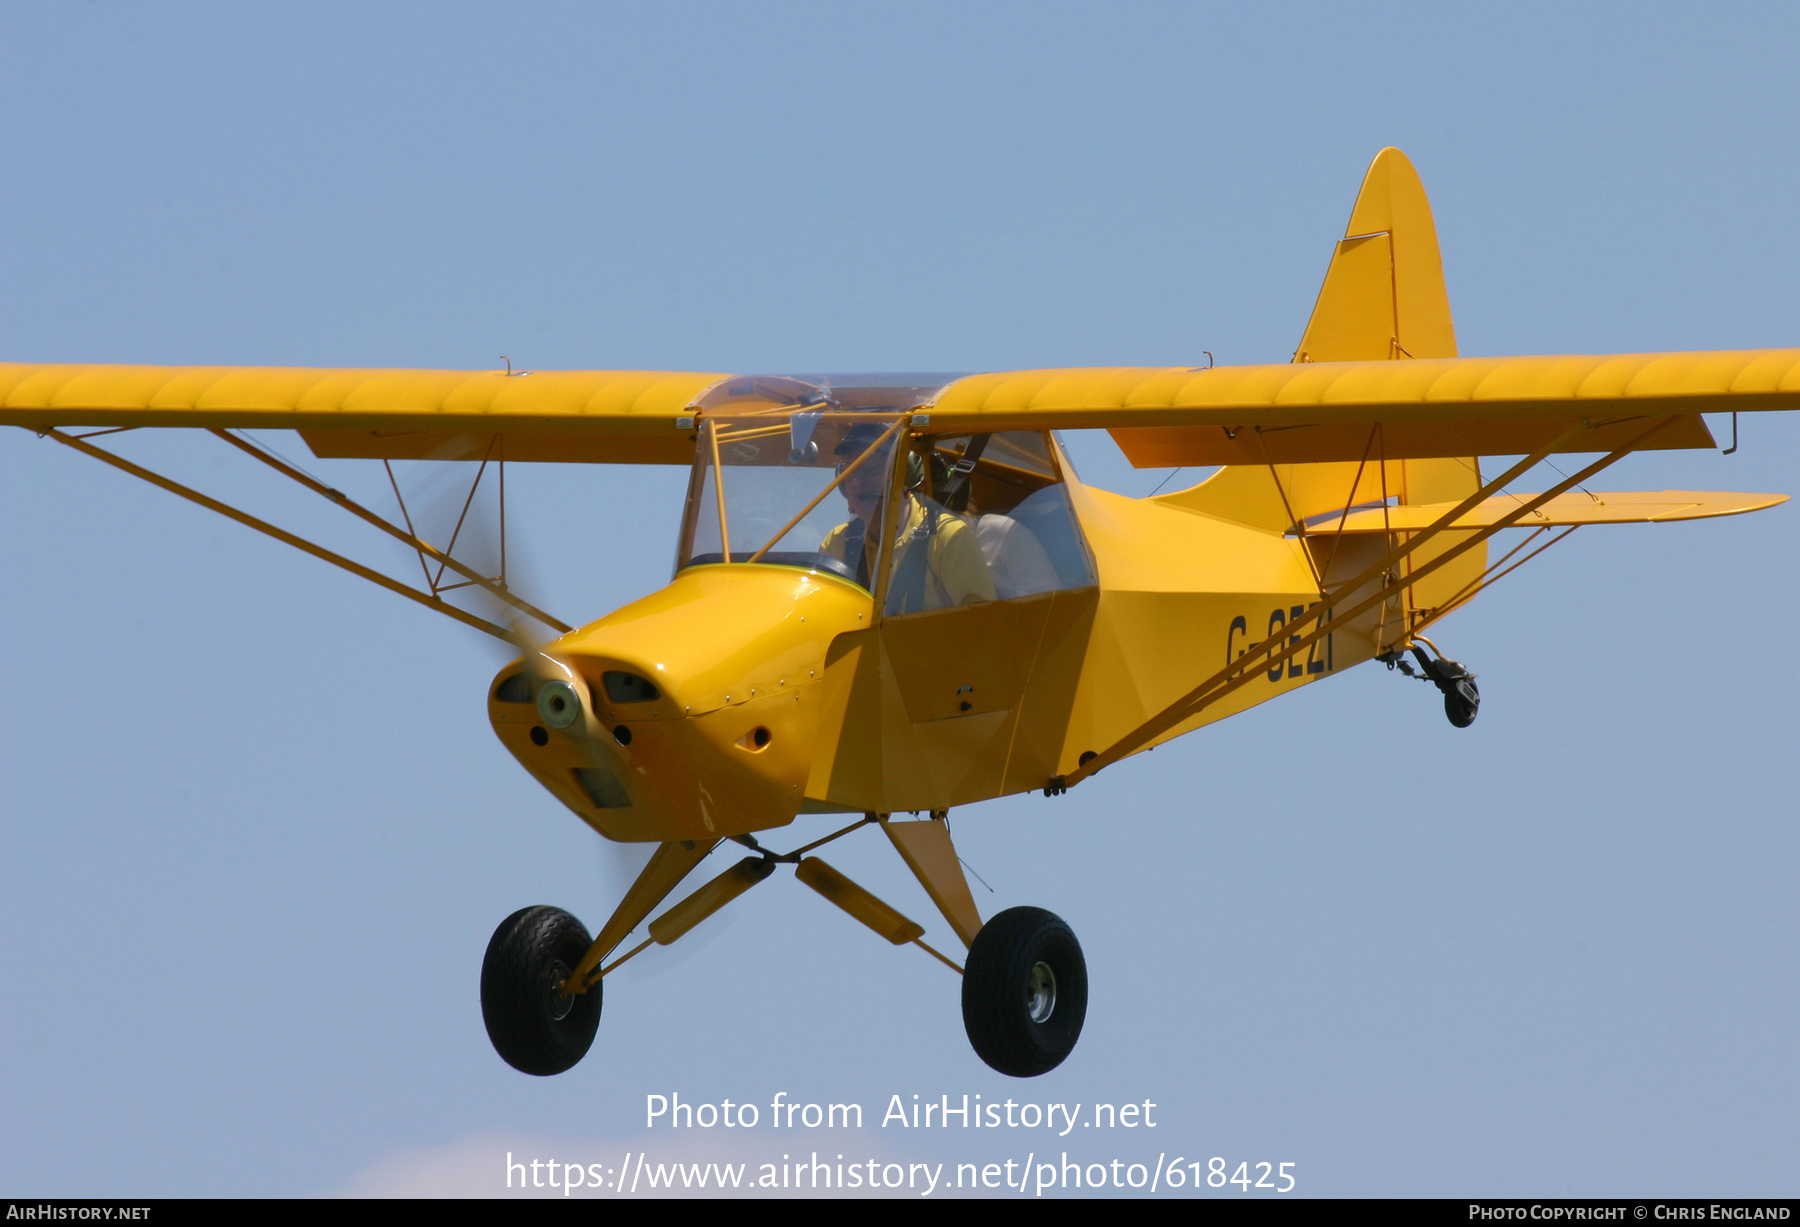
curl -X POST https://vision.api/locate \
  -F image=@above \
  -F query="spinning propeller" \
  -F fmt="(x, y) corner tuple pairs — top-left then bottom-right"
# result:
(388, 457), (662, 898)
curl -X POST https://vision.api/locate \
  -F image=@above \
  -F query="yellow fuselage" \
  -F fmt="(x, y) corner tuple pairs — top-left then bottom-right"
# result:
(488, 467), (1453, 842)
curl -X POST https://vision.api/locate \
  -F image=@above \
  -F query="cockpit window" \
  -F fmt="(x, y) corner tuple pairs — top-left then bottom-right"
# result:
(676, 411), (904, 589)
(674, 374), (1097, 612)
(879, 431), (1097, 616)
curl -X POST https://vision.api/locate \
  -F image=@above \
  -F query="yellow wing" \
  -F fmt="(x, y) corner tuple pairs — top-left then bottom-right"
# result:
(0, 364), (726, 463)
(923, 349), (1800, 462)
(9, 351), (1800, 465)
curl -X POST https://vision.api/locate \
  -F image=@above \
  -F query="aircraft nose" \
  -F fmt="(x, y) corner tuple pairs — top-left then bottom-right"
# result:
(490, 563), (873, 840)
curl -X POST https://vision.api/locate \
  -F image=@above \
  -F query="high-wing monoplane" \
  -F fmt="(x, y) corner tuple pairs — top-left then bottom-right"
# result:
(5, 148), (1793, 1077)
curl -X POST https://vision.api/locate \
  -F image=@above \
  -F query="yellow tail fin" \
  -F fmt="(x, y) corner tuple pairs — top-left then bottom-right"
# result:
(1294, 146), (1458, 363)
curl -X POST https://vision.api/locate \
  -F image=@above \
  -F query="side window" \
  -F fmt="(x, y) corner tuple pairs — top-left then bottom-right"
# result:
(882, 430), (1096, 615)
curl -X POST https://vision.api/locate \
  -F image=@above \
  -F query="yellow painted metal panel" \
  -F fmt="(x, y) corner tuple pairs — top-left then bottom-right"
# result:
(807, 628), (890, 814)
(1000, 587), (1100, 796)
(880, 597), (1053, 723)
(901, 707), (1013, 811)
(1070, 481), (1316, 592)
(555, 563), (869, 719)
(1053, 477), (1334, 771)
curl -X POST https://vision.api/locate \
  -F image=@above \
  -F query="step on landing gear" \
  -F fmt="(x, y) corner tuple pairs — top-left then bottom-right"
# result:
(1381, 637), (1480, 728)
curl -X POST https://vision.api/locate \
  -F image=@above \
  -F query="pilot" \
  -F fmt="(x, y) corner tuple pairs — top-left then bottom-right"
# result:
(820, 423), (996, 612)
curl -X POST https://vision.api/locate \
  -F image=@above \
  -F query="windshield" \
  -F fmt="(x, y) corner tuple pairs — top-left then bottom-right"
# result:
(676, 411), (904, 589)
(692, 372), (966, 415)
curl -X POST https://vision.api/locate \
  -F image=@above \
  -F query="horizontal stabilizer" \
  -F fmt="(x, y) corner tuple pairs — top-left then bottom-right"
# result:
(1315, 490), (1787, 533)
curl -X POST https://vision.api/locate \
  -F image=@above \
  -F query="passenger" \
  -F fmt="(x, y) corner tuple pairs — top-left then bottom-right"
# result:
(819, 423), (996, 612)
(972, 512), (1061, 599)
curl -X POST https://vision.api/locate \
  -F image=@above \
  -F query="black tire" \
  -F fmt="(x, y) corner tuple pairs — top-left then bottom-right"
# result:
(1444, 677), (1479, 728)
(961, 906), (1087, 1077)
(480, 906), (601, 1076)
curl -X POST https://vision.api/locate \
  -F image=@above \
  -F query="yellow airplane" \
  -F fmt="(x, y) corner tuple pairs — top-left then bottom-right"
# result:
(4, 148), (1793, 1079)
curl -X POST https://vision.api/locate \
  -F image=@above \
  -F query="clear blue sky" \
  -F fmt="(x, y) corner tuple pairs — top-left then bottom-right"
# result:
(3, 1), (1797, 1198)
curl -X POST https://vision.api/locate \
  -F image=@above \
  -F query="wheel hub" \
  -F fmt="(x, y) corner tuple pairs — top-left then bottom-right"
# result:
(546, 960), (575, 1021)
(1026, 961), (1057, 1023)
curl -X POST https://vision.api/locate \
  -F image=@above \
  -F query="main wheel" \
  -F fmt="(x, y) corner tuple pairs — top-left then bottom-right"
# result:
(480, 906), (601, 1076)
(961, 906), (1087, 1077)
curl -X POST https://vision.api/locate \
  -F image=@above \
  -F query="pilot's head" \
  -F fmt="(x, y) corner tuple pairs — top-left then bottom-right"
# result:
(835, 423), (890, 526)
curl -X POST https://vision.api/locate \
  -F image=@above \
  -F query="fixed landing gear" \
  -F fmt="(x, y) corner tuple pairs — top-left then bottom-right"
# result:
(1382, 638), (1480, 728)
(480, 906), (602, 1076)
(961, 906), (1088, 1077)
(479, 828), (1089, 1079)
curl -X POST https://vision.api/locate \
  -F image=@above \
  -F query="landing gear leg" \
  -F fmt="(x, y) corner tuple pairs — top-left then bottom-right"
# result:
(1381, 637), (1480, 728)
(884, 813), (983, 949)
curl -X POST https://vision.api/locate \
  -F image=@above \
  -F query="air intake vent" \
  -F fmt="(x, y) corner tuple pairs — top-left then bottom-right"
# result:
(494, 673), (534, 703)
(603, 671), (661, 703)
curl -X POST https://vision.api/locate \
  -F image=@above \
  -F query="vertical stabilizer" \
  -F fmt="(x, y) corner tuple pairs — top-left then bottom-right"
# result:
(1165, 147), (1484, 652)
(1294, 147), (1457, 363)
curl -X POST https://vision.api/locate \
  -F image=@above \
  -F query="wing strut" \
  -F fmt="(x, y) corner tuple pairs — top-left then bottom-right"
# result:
(1050, 414), (1682, 793)
(31, 426), (525, 640)
(209, 429), (570, 633)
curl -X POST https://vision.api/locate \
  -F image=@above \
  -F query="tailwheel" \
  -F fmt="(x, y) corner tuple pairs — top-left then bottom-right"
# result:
(480, 905), (601, 1076)
(1441, 672), (1479, 728)
(1382, 639), (1480, 729)
(961, 906), (1087, 1077)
